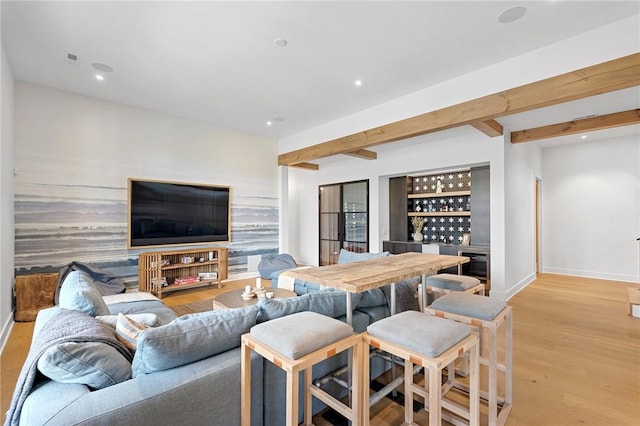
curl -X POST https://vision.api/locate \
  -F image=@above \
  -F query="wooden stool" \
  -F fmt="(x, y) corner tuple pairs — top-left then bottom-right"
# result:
(425, 273), (485, 298)
(427, 292), (512, 426)
(363, 311), (479, 426)
(241, 311), (363, 426)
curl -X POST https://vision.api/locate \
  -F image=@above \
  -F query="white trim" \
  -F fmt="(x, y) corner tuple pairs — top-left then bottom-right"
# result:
(0, 310), (14, 355)
(542, 267), (638, 284)
(490, 272), (537, 301)
(225, 271), (260, 281)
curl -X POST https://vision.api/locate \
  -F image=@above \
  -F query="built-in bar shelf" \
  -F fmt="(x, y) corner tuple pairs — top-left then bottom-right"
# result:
(409, 211), (471, 217)
(408, 190), (470, 199)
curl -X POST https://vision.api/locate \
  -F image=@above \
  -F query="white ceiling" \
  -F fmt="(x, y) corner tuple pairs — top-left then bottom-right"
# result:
(2, 1), (639, 147)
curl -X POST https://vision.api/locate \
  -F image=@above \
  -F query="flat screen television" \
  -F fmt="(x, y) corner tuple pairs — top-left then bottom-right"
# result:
(128, 178), (230, 248)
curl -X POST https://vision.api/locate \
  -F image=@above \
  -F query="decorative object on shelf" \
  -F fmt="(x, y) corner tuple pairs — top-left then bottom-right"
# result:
(411, 216), (425, 242)
(462, 233), (471, 246)
(436, 178), (443, 193)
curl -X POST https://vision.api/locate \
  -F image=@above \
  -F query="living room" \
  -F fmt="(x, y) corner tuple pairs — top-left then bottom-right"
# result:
(1, 1), (639, 425)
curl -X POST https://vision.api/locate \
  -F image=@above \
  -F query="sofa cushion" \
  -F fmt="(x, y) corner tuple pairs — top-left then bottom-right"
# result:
(97, 313), (161, 329)
(337, 249), (390, 264)
(132, 304), (259, 377)
(58, 271), (110, 316)
(256, 288), (361, 323)
(357, 288), (387, 308)
(37, 341), (132, 389)
(258, 253), (297, 278)
(115, 313), (150, 351)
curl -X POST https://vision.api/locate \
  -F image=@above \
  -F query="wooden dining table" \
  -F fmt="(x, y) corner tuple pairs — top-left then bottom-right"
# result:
(283, 252), (470, 323)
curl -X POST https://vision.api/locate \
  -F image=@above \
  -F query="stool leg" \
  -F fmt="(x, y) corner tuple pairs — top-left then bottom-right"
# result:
(304, 367), (312, 426)
(469, 339), (480, 426)
(351, 340), (362, 426)
(240, 342), (251, 426)
(362, 339), (371, 426)
(428, 364), (441, 425)
(286, 369), (299, 426)
(488, 327), (498, 426)
(404, 359), (414, 425)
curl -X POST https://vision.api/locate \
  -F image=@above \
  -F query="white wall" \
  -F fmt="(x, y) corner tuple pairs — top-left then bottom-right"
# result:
(1, 43), (16, 351)
(542, 136), (640, 282)
(501, 139), (542, 299)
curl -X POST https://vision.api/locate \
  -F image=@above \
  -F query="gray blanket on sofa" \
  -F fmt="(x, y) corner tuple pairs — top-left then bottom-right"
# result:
(5, 309), (132, 426)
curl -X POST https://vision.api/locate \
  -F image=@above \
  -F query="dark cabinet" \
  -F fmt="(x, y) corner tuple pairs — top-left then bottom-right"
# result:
(383, 240), (422, 255)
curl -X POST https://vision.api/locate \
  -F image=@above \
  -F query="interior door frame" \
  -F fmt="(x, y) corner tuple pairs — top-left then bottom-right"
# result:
(535, 177), (542, 274)
(318, 179), (369, 265)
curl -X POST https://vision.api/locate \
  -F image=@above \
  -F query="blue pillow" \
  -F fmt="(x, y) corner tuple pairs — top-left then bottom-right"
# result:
(258, 253), (297, 278)
(59, 271), (110, 316)
(132, 305), (259, 377)
(257, 288), (361, 323)
(37, 342), (131, 389)
(337, 249), (390, 264)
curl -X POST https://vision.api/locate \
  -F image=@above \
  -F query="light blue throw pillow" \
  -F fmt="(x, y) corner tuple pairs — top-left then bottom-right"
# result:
(37, 341), (132, 389)
(132, 304), (259, 377)
(257, 288), (361, 323)
(337, 249), (390, 264)
(59, 271), (110, 316)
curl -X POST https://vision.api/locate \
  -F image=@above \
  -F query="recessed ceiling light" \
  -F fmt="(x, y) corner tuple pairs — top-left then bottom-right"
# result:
(274, 38), (287, 47)
(95, 74), (104, 81)
(498, 6), (527, 24)
(92, 63), (114, 73)
(266, 121), (272, 126)
(581, 135), (588, 139)
(354, 79), (363, 87)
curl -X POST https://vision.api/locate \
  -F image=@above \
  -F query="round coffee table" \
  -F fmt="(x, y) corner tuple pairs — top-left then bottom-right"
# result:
(212, 288), (297, 310)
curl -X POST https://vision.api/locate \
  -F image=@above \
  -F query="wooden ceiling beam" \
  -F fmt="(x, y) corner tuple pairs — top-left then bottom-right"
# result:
(470, 119), (504, 137)
(289, 162), (319, 171)
(511, 109), (640, 144)
(344, 149), (377, 160)
(278, 53), (640, 167)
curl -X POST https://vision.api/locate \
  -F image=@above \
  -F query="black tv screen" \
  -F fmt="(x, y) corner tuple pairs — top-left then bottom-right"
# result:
(128, 179), (230, 248)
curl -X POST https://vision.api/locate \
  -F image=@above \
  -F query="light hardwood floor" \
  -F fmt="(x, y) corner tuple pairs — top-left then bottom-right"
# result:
(1, 274), (639, 425)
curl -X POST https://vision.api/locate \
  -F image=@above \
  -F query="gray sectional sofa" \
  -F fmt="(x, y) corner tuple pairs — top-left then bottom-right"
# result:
(7, 251), (420, 426)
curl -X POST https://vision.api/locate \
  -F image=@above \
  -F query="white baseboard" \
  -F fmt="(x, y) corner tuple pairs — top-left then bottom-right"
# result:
(0, 310), (14, 355)
(543, 267), (638, 284)
(489, 272), (537, 301)
(225, 271), (260, 281)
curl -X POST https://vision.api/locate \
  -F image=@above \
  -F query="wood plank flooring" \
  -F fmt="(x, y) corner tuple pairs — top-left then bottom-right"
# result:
(1, 274), (639, 425)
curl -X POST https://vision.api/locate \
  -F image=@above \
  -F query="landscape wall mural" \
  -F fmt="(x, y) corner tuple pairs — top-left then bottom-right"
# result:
(14, 83), (281, 288)
(14, 181), (278, 287)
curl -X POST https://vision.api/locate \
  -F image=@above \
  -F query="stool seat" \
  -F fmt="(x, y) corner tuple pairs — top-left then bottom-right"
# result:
(250, 311), (353, 359)
(431, 292), (506, 321)
(426, 273), (480, 291)
(367, 311), (470, 358)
